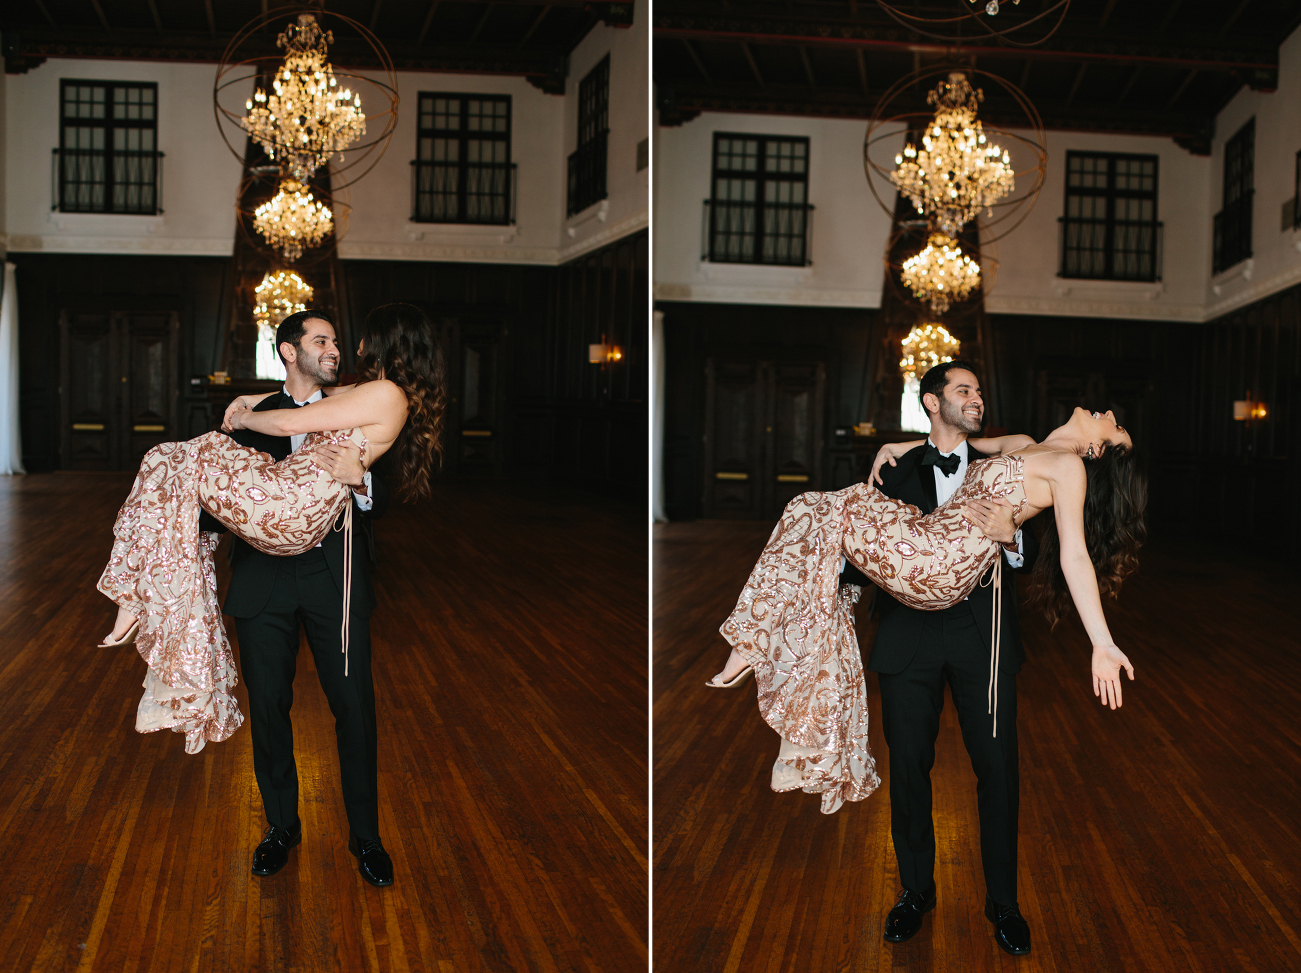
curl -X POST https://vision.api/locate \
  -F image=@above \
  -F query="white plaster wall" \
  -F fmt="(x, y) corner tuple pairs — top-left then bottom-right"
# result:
(4, 58), (243, 256)
(653, 111), (897, 308)
(561, 6), (650, 259)
(1203, 24), (1301, 318)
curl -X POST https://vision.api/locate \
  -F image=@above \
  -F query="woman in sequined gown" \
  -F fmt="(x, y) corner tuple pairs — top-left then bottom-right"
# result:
(714, 408), (1146, 812)
(97, 304), (446, 754)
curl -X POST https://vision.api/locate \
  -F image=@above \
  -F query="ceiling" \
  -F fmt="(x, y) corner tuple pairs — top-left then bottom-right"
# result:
(653, 0), (1301, 153)
(1, 1), (635, 94)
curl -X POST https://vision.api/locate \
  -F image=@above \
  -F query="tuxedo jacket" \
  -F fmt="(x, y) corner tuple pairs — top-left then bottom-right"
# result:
(854, 442), (1040, 675)
(197, 392), (390, 619)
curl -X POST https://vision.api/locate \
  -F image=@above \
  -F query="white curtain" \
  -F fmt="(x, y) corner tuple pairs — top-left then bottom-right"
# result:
(0, 262), (24, 475)
(651, 310), (667, 522)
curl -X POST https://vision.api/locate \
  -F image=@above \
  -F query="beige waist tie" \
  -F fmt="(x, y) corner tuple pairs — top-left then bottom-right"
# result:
(334, 499), (353, 677)
(979, 555), (1003, 738)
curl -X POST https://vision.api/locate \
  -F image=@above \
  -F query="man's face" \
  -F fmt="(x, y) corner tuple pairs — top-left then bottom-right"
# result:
(928, 368), (984, 435)
(281, 318), (339, 385)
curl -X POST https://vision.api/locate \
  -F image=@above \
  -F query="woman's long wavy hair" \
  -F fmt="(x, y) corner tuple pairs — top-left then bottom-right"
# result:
(1028, 444), (1148, 628)
(355, 303), (446, 502)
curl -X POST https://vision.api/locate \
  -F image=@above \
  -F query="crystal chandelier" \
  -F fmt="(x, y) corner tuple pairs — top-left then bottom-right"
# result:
(899, 324), (961, 384)
(900, 232), (981, 314)
(253, 179), (333, 261)
(253, 270), (313, 331)
(240, 14), (366, 182)
(891, 73), (1015, 236)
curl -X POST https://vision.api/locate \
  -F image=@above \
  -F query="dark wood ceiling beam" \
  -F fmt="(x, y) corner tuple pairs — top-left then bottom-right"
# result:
(370, 0), (384, 31)
(417, 1), (441, 48)
(33, 0), (57, 28)
(468, 3), (498, 44)
(518, 4), (552, 47)
(742, 42), (766, 88)
(1098, 0), (1121, 28)
(89, 0), (111, 32)
(799, 45), (817, 88)
(1065, 62), (1087, 108)
(1222, 0), (1253, 32)
(204, 0), (216, 39)
(1116, 65), (1142, 104)
(682, 39), (712, 83)
(1158, 0), (1185, 32)
(1168, 68), (1197, 108)
(855, 48), (868, 95)
(146, 0), (163, 32)
(1018, 59), (1032, 90)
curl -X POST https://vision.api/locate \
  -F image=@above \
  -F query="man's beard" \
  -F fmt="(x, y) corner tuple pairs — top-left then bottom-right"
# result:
(299, 354), (338, 387)
(938, 395), (982, 435)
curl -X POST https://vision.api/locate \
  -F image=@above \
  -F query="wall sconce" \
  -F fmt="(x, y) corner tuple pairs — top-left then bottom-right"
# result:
(588, 341), (623, 364)
(1233, 397), (1268, 421)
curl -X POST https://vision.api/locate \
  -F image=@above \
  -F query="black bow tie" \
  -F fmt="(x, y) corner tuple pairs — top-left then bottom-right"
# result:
(919, 444), (962, 476)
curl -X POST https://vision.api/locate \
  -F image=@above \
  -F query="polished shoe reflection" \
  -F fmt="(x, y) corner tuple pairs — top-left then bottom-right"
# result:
(349, 835), (395, 887)
(251, 823), (302, 877)
(883, 886), (936, 943)
(985, 896), (1032, 955)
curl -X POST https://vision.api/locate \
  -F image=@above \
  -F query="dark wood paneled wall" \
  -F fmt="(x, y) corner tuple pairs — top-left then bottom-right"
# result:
(15, 236), (648, 500)
(660, 288), (1301, 553)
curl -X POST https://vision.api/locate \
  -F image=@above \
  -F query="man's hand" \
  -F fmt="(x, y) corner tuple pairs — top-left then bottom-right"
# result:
(963, 498), (1018, 546)
(312, 442), (367, 489)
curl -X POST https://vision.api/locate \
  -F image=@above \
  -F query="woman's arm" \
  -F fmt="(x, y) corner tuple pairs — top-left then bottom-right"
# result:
(1046, 452), (1136, 708)
(228, 379), (406, 438)
(868, 439), (925, 485)
(968, 433), (1036, 456)
(221, 391), (278, 431)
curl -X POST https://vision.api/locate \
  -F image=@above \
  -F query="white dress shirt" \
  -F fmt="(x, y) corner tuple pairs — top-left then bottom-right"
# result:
(285, 386), (373, 514)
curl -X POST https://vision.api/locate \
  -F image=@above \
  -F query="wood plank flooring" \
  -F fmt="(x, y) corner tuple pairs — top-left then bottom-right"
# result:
(0, 473), (647, 973)
(654, 520), (1301, 973)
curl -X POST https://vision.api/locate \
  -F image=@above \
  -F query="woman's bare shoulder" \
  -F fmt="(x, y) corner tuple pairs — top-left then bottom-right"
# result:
(1023, 445), (1084, 479)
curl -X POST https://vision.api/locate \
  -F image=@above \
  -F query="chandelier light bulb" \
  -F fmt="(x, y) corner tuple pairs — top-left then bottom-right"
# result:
(899, 324), (962, 384)
(253, 178), (334, 261)
(900, 233), (982, 314)
(889, 72), (1016, 236)
(239, 14), (367, 182)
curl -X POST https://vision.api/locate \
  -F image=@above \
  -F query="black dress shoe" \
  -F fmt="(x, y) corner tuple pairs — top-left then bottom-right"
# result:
(251, 824), (301, 877)
(883, 886), (936, 943)
(348, 835), (394, 887)
(985, 897), (1031, 955)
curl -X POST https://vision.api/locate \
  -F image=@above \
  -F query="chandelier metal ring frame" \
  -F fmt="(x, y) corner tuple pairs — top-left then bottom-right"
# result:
(881, 224), (1000, 320)
(873, 0), (1071, 47)
(212, 4), (398, 194)
(863, 65), (1046, 248)
(232, 168), (353, 267)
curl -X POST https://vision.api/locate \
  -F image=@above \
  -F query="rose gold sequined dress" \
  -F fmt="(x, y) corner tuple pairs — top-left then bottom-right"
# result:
(96, 427), (368, 754)
(720, 455), (1029, 813)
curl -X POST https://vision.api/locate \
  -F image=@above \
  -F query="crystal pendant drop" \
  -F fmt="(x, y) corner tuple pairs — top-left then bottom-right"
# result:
(986, 0), (1000, 13)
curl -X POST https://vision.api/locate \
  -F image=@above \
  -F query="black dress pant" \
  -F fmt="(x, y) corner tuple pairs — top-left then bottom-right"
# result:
(877, 603), (1019, 906)
(233, 549), (380, 841)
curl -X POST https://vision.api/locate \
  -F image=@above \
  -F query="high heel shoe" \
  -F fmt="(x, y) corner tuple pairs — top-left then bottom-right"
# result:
(99, 619), (140, 649)
(706, 664), (753, 689)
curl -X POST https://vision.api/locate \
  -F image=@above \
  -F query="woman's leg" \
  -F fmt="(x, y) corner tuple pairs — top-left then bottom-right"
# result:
(707, 646), (751, 686)
(104, 604), (137, 643)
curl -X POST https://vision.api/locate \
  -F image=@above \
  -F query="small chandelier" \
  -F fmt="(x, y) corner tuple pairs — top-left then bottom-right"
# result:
(253, 179), (333, 261)
(241, 14), (366, 182)
(899, 324), (961, 384)
(891, 73), (1015, 236)
(253, 270), (313, 332)
(900, 232), (981, 314)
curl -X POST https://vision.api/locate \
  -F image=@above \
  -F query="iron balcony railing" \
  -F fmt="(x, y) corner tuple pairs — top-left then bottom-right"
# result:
(1213, 191), (1253, 274)
(702, 199), (815, 267)
(1058, 217), (1163, 282)
(567, 130), (609, 217)
(411, 160), (517, 225)
(52, 148), (164, 215)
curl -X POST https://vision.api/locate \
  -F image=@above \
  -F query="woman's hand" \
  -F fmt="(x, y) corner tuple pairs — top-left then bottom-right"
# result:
(222, 391), (277, 431)
(1091, 643), (1135, 710)
(869, 440), (924, 486)
(226, 406), (253, 432)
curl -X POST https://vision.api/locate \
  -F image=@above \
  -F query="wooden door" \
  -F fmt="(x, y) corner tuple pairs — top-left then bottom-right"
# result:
(766, 363), (825, 518)
(444, 318), (505, 476)
(60, 311), (179, 470)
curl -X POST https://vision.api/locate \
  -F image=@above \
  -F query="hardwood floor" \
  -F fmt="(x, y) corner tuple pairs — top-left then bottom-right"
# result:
(0, 473), (647, 973)
(654, 520), (1301, 973)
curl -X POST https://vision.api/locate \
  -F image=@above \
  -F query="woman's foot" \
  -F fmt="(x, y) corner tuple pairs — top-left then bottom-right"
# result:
(102, 606), (140, 646)
(706, 648), (753, 688)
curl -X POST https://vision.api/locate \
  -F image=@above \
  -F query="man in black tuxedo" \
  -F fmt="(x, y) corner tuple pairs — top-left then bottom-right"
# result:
(841, 360), (1038, 955)
(199, 309), (395, 887)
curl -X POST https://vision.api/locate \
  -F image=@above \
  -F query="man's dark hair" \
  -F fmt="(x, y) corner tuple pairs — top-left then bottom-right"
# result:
(918, 359), (980, 416)
(276, 308), (335, 365)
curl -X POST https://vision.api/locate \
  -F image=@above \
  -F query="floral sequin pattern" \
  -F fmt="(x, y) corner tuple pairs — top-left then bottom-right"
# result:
(97, 428), (367, 753)
(720, 455), (1028, 813)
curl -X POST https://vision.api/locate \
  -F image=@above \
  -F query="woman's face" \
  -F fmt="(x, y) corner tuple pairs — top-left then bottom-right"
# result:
(1076, 407), (1133, 456)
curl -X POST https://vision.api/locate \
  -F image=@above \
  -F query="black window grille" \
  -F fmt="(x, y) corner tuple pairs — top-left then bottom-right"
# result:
(57, 80), (161, 214)
(1058, 152), (1161, 281)
(568, 56), (609, 217)
(1213, 118), (1254, 274)
(412, 93), (514, 224)
(704, 133), (813, 266)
